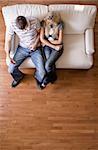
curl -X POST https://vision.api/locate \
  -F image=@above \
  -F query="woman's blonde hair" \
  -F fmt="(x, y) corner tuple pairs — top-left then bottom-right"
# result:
(44, 11), (61, 24)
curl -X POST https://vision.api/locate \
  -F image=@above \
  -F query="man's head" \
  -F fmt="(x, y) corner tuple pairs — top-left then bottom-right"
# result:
(16, 16), (27, 30)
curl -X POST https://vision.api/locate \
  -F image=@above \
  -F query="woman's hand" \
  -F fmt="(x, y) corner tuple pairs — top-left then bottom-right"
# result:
(54, 45), (63, 51)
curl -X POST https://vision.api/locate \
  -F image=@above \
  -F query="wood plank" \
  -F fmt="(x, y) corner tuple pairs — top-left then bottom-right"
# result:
(0, 1), (98, 150)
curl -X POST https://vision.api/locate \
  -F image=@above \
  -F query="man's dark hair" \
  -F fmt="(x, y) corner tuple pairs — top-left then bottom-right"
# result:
(16, 16), (27, 30)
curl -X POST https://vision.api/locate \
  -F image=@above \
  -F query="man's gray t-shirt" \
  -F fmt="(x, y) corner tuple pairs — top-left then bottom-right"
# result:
(7, 17), (40, 48)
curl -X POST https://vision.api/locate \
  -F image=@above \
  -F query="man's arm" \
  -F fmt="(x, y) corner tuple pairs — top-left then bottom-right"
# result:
(5, 33), (12, 56)
(5, 33), (16, 64)
(30, 29), (40, 50)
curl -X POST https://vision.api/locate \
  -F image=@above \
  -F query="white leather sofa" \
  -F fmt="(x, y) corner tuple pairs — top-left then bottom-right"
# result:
(2, 4), (97, 69)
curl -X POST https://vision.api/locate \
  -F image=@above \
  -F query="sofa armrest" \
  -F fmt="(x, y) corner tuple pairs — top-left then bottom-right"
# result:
(85, 29), (95, 55)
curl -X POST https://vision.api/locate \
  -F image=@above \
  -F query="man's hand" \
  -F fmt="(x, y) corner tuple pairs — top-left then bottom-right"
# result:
(30, 34), (40, 51)
(6, 56), (16, 64)
(29, 44), (37, 51)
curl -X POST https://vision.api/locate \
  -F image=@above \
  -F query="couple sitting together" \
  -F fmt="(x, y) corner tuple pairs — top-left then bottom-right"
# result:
(5, 11), (64, 89)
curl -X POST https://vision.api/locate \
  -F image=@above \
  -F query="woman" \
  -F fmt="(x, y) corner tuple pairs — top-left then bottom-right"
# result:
(40, 11), (64, 88)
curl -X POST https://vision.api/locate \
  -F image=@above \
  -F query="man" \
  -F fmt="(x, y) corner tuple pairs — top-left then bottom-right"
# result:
(5, 16), (46, 89)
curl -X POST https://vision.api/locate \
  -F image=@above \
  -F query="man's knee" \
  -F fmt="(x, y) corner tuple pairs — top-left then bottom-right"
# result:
(8, 63), (16, 74)
(45, 61), (51, 72)
(39, 69), (46, 78)
(36, 65), (46, 78)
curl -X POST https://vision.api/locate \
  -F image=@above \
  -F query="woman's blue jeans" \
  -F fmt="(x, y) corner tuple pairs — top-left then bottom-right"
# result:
(42, 45), (63, 84)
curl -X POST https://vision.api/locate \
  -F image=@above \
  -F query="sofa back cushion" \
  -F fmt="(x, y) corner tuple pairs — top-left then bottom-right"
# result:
(2, 4), (97, 34)
(49, 4), (97, 34)
(2, 4), (48, 27)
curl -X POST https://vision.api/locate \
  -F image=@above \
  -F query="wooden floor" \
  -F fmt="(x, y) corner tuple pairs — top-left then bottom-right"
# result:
(0, 1), (98, 150)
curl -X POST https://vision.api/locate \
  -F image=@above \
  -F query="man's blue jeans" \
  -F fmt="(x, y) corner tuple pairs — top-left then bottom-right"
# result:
(8, 45), (46, 83)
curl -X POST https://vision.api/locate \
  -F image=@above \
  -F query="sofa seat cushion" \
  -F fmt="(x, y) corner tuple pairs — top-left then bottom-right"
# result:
(8, 34), (93, 69)
(56, 34), (93, 69)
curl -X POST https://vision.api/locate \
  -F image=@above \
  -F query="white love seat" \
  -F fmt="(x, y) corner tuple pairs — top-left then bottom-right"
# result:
(2, 4), (97, 69)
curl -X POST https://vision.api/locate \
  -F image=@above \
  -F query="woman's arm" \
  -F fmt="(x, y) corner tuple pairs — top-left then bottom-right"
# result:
(40, 27), (62, 51)
(50, 29), (63, 45)
(40, 27), (56, 49)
